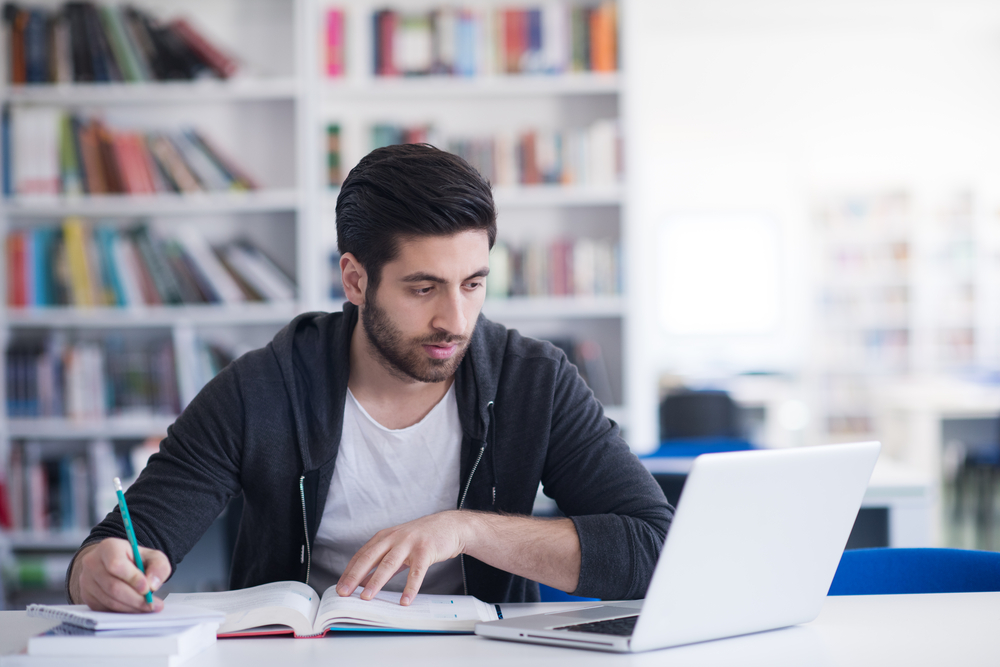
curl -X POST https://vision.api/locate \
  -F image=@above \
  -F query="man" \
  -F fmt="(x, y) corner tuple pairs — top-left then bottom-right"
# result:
(67, 144), (673, 613)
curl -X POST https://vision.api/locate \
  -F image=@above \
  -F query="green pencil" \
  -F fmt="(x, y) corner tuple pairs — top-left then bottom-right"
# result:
(114, 477), (153, 606)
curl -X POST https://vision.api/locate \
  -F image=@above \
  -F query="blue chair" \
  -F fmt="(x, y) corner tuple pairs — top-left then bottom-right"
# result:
(828, 548), (1000, 595)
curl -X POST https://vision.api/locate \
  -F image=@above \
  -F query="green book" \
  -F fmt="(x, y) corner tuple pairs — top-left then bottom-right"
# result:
(99, 5), (147, 82)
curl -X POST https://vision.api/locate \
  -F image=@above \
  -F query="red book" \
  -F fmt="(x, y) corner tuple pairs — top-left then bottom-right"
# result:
(170, 18), (239, 78)
(95, 122), (125, 194)
(128, 134), (157, 194)
(112, 133), (142, 194)
(549, 241), (569, 296)
(521, 131), (540, 184)
(504, 9), (524, 73)
(76, 121), (108, 195)
(7, 232), (26, 307)
(591, 2), (617, 72)
(379, 11), (398, 76)
(326, 9), (344, 77)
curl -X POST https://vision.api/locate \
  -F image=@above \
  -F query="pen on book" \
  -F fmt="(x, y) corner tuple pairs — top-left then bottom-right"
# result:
(114, 477), (154, 606)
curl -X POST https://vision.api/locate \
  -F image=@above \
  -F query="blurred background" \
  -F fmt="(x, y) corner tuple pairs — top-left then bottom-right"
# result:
(3, 0), (1000, 608)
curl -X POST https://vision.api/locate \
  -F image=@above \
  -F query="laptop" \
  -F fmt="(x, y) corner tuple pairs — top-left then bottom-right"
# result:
(475, 441), (881, 653)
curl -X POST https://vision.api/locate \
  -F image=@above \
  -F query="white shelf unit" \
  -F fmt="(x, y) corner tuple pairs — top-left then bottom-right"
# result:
(311, 0), (631, 429)
(0, 0), (316, 602)
(810, 187), (1000, 445)
(0, 0), (637, 604)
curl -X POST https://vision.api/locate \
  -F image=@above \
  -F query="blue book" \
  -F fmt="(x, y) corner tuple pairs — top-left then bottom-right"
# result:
(33, 228), (49, 307)
(2, 107), (11, 196)
(455, 13), (474, 77)
(526, 9), (543, 61)
(95, 227), (127, 306)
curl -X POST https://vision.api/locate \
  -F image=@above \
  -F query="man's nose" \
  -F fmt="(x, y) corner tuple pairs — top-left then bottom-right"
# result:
(433, 289), (468, 335)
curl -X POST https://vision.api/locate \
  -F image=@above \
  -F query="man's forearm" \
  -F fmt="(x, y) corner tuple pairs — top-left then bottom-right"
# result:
(461, 512), (581, 593)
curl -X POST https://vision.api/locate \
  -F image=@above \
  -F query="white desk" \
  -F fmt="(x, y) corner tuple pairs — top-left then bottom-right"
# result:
(3, 593), (999, 666)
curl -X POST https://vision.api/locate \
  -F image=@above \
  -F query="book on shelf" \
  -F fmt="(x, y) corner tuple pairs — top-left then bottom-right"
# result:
(3, 553), (75, 590)
(327, 124), (342, 187)
(372, 118), (626, 185)
(325, 8), (345, 78)
(4, 441), (90, 532)
(546, 337), (616, 406)
(2, 2), (238, 84)
(361, 1), (617, 78)
(2, 438), (161, 535)
(4, 109), (258, 197)
(486, 238), (620, 298)
(5, 334), (180, 419)
(360, 120), (621, 187)
(164, 581), (500, 637)
(5, 221), (294, 308)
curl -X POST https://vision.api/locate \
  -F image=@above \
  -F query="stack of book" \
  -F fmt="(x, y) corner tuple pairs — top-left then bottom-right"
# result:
(487, 238), (621, 298)
(365, 120), (621, 187)
(3, 2), (237, 84)
(6, 334), (180, 419)
(10, 605), (226, 667)
(364, 1), (618, 77)
(3, 109), (257, 197)
(5, 220), (295, 308)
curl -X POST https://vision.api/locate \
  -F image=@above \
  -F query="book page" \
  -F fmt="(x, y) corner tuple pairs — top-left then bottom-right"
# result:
(315, 588), (497, 633)
(166, 581), (320, 636)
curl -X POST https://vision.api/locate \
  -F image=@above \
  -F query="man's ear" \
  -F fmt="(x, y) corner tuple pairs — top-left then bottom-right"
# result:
(340, 253), (367, 306)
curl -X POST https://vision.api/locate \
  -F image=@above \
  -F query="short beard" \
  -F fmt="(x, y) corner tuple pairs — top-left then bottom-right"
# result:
(360, 285), (471, 383)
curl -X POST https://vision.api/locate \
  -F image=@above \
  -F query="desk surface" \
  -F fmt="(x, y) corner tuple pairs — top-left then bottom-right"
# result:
(4, 593), (1000, 666)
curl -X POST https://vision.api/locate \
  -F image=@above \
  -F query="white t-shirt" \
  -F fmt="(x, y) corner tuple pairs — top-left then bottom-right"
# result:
(309, 384), (465, 596)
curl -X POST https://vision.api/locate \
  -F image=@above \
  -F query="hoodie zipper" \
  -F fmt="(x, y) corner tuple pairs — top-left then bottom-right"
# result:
(299, 475), (312, 585)
(460, 401), (493, 595)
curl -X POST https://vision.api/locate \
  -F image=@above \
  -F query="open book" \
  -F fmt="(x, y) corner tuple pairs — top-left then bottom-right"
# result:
(164, 581), (499, 637)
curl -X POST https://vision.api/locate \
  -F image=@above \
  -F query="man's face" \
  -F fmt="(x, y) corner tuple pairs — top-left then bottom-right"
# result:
(360, 230), (490, 383)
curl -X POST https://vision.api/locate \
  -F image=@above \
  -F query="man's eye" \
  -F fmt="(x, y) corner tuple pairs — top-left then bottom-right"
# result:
(465, 281), (482, 289)
(414, 286), (433, 295)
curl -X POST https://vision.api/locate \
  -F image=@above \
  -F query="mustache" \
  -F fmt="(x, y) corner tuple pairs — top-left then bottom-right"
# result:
(418, 333), (467, 345)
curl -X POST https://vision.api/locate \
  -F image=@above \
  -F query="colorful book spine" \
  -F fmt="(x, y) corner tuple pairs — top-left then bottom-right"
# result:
(6, 220), (293, 309)
(326, 9), (345, 77)
(6, 3), (240, 84)
(5, 335), (182, 420)
(370, 2), (618, 77)
(487, 238), (620, 298)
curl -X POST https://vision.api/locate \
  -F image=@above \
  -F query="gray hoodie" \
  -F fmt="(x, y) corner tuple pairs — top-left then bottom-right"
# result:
(73, 303), (673, 602)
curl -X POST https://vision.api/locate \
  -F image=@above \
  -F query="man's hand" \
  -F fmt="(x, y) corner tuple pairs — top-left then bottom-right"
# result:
(337, 511), (581, 606)
(336, 511), (469, 606)
(69, 538), (172, 613)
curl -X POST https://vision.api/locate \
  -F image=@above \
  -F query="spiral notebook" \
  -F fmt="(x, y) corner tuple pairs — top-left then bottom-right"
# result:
(26, 603), (226, 631)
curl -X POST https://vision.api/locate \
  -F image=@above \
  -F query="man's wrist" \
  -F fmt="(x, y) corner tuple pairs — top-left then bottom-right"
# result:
(67, 541), (100, 604)
(453, 509), (489, 556)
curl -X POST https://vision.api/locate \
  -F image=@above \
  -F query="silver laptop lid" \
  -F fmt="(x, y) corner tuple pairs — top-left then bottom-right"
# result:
(630, 441), (880, 652)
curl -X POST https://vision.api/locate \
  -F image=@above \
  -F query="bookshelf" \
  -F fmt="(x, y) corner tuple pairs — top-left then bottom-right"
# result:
(0, 0), (635, 607)
(0, 0), (313, 607)
(811, 187), (1000, 446)
(313, 0), (630, 425)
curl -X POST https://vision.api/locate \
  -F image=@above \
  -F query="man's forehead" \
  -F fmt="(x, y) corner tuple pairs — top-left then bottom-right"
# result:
(387, 231), (490, 277)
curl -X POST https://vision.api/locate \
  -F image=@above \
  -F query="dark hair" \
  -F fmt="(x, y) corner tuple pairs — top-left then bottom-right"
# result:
(335, 143), (497, 288)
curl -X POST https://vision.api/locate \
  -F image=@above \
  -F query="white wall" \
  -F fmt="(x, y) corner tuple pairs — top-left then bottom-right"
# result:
(623, 0), (1000, 444)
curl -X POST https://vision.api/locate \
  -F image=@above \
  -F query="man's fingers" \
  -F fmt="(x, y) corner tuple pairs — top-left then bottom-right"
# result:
(89, 573), (150, 613)
(400, 557), (431, 606)
(139, 547), (171, 592)
(338, 541), (388, 596)
(102, 548), (150, 596)
(360, 549), (406, 600)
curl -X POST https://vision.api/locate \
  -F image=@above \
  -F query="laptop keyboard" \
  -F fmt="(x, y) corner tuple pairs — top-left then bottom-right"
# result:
(554, 615), (639, 636)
